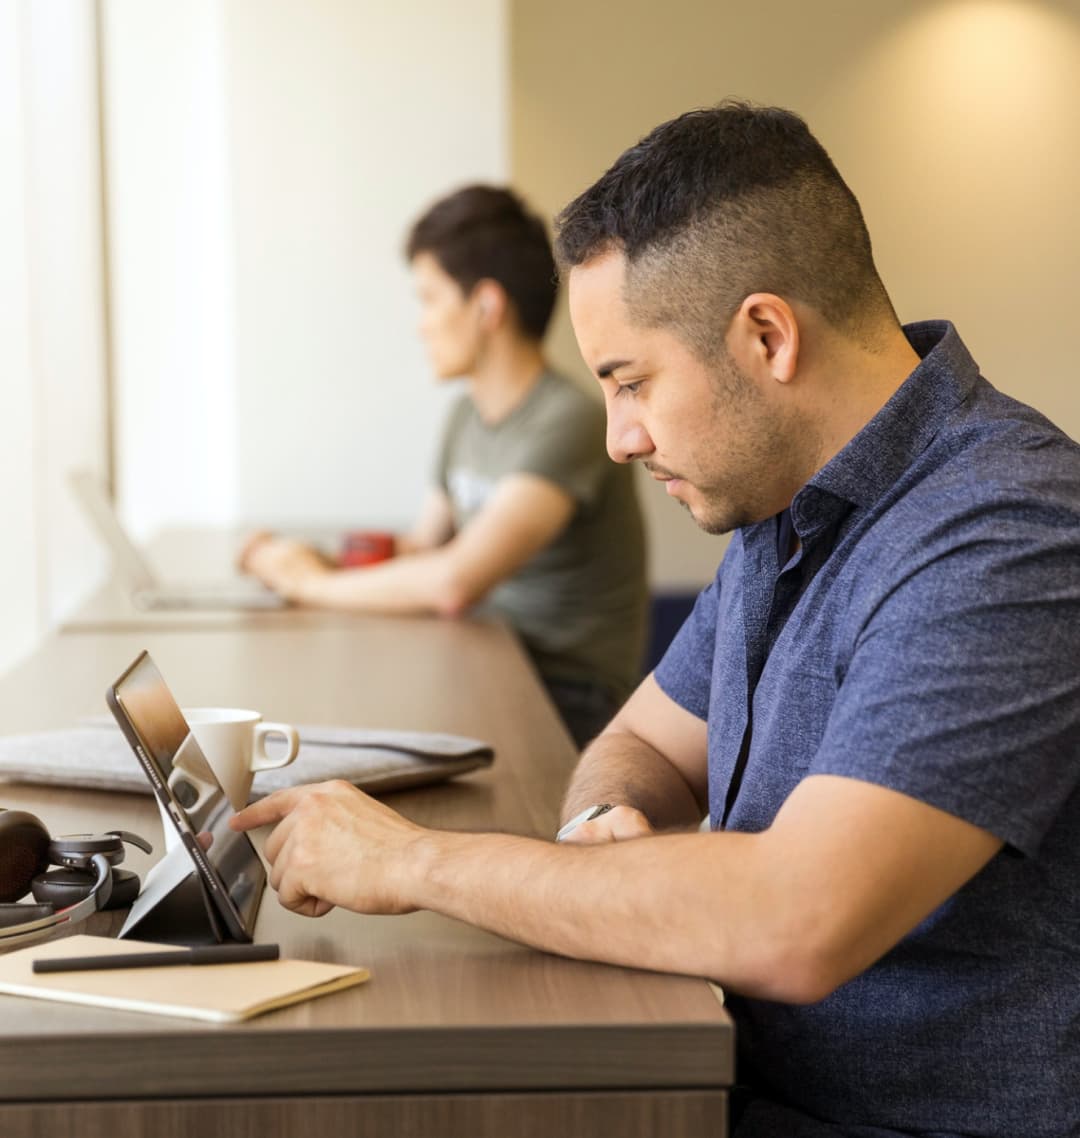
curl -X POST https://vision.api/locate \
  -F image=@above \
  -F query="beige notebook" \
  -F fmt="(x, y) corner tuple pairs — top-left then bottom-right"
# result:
(0, 934), (370, 1023)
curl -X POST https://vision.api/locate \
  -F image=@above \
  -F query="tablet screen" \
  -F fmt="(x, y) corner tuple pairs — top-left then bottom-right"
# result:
(108, 652), (265, 939)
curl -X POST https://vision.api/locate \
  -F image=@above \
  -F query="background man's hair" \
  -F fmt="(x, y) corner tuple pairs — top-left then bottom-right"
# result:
(406, 184), (558, 341)
(554, 101), (898, 358)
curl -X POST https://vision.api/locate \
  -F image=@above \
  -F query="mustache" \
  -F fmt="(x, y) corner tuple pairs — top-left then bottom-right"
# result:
(644, 462), (682, 480)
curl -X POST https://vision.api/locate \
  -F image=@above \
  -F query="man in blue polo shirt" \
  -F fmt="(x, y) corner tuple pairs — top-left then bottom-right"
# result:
(232, 102), (1080, 1137)
(550, 102), (1080, 1136)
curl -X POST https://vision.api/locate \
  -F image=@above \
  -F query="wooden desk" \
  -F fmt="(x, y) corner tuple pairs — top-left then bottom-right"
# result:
(0, 618), (733, 1137)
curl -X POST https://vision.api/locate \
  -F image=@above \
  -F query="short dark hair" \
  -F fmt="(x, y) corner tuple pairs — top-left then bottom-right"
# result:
(554, 101), (897, 358)
(406, 185), (558, 341)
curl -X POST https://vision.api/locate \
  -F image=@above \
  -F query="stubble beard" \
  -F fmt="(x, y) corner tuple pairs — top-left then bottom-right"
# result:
(684, 494), (754, 537)
(682, 352), (795, 536)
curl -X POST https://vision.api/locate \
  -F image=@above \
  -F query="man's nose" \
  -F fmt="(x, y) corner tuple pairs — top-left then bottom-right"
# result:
(606, 406), (654, 464)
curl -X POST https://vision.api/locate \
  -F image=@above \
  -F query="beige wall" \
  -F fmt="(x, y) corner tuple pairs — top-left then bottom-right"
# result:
(510, 0), (1080, 589)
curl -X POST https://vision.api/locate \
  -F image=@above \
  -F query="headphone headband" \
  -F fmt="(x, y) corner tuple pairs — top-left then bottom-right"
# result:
(0, 810), (151, 946)
(48, 830), (153, 868)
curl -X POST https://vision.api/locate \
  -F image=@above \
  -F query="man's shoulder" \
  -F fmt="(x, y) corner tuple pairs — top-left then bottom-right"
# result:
(838, 407), (1080, 626)
(949, 377), (1080, 456)
(913, 383), (1080, 516)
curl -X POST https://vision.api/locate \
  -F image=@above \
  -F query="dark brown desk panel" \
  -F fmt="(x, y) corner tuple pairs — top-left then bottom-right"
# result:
(0, 1090), (727, 1138)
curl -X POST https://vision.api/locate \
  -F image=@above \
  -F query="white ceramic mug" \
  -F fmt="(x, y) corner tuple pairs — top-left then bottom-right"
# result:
(182, 707), (299, 810)
(157, 708), (299, 848)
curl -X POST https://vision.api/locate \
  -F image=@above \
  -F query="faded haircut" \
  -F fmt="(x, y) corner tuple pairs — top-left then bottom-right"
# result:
(554, 101), (898, 361)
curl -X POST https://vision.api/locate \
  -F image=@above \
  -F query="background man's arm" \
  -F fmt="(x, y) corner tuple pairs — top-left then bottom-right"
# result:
(394, 487), (456, 555)
(242, 473), (575, 615)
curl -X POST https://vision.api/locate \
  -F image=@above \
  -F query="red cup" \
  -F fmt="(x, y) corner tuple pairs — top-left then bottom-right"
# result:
(341, 530), (395, 568)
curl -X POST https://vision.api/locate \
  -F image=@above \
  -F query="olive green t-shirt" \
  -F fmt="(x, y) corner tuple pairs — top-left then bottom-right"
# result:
(435, 370), (647, 702)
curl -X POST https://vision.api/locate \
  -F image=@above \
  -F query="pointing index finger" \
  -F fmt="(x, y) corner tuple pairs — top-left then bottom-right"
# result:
(230, 787), (300, 831)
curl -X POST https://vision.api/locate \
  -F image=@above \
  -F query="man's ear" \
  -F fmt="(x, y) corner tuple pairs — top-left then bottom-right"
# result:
(472, 279), (508, 330)
(728, 293), (799, 384)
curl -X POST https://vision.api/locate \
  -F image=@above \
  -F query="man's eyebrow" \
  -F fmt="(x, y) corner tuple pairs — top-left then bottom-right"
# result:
(596, 358), (633, 379)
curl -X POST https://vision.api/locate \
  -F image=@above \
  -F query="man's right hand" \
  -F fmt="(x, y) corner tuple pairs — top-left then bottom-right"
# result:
(230, 779), (425, 918)
(559, 804), (655, 844)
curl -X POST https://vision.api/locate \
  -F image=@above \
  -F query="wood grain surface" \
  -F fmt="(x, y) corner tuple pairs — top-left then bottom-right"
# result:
(0, 574), (732, 1134)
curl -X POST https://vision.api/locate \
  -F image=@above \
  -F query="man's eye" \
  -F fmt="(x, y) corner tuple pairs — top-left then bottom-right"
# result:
(618, 381), (642, 396)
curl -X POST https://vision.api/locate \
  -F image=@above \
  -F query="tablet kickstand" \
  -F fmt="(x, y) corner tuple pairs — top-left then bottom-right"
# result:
(119, 843), (229, 946)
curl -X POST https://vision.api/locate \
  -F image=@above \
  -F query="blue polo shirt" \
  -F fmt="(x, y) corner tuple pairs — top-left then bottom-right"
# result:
(655, 322), (1080, 1138)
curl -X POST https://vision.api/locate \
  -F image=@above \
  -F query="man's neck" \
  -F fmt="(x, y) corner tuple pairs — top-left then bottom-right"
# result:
(467, 336), (548, 425)
(803, 324), (923, 478)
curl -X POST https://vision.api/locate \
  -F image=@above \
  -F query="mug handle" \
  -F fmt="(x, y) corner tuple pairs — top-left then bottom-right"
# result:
(252, 722), (300, 770)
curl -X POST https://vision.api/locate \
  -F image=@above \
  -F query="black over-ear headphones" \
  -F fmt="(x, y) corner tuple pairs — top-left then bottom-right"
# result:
(0, 809), (152, 948)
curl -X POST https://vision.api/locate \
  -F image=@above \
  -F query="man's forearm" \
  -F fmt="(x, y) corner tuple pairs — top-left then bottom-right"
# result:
(299, 549), (467, 616)
(402, 773), (1005, 1006)
(410, 827), (737, 976)
(561, 729), (704, 831)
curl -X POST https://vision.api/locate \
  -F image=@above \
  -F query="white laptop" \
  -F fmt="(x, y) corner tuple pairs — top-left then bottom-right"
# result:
(69, 469), (288, 611)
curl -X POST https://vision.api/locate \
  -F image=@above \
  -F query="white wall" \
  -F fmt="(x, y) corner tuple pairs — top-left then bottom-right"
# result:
(0, 0), (110, 676)
(100, 0), (237, 538)
(21, 2), (112, 613)
(4, 0), (507, 672)
(0, 0), (39, 675)
(101, 0), (508, 538)
(225, 0), (507, 528)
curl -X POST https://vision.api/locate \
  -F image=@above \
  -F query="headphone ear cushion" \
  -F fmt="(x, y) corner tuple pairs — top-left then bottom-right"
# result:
(0, 810), (51, 903)
(102, 868), (140, 910)
(31, 867), (100, 908)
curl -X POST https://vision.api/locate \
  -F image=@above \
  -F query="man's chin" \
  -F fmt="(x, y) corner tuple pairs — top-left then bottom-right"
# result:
(681, 497), (738, 537)
(428, 357), (471, 382)
(695, 514), (735, 537)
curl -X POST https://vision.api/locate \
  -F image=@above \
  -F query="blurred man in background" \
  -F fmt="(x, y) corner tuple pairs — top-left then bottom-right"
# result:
(243, 186), (647, 747)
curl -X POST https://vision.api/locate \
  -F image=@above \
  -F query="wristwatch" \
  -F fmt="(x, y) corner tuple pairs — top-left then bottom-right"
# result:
(555, 803), (615, 842)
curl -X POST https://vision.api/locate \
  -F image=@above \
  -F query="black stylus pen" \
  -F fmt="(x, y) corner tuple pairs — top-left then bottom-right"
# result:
(32, 943), (280, 974)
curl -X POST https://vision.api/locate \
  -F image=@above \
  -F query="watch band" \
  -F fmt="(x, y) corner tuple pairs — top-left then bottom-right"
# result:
(555, 802), (615, 842)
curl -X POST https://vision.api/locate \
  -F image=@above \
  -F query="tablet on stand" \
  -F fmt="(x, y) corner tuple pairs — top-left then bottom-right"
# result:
(107, 651), (266, 945)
